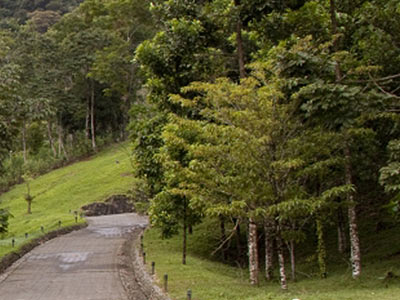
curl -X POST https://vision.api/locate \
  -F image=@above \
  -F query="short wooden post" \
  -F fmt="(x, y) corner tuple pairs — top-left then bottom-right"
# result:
(151, 261), (155, 275)
(164, 274), (168, 292)
(187, 289), (192, 300)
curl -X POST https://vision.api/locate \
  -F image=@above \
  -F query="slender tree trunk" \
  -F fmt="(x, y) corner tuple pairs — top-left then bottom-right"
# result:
(90, 80), (97, 151)
(316, 218), (327, 278)
(264, 220), (274, 281)
(276, 228), (288, 290)
(58, 121), (68, 160)
(248, 218), (259, 285)
(85, 96), (90, 140)
(337, 207), (347, 254)
(182, 220), (187, 265)
(26, 180), (31, 214)
(220, 216), (228, 261)
(330, 0), (361, 278)
(47, 121), (57, 158)
(234, 0), (246, 79)
(27, 200), (32, 214)
(233, 218), (243, 265)
(22, 119), (27, 164)
(345, 144), (361, 279)
(288, 240), (296, 282)
(182, 199), (187, 265)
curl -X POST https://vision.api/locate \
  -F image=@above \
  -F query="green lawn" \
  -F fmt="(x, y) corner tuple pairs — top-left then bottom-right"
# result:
(143, 218), (400, 300)
(0, 143), (134, 256)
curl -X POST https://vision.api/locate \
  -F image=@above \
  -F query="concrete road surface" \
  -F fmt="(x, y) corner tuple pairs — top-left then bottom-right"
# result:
(0, 213), (148, 300)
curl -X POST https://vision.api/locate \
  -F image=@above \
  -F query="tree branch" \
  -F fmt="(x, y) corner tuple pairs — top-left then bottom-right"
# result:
(369, 73), (400, 99)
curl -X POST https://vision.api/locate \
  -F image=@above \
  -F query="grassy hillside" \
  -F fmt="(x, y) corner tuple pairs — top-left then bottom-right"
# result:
(143, 217), (400, 300)
(0, 143), (134, 257)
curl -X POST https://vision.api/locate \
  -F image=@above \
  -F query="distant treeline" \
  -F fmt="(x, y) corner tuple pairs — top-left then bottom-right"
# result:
(0, 0), (83, 22)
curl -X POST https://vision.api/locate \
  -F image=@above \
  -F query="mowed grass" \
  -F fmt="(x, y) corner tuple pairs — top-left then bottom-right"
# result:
(0, 143), (134, 257)
(143, 218), (400, 300)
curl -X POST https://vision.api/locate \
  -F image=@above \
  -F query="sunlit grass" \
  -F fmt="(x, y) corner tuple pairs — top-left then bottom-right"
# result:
(0, 143), (134, 257)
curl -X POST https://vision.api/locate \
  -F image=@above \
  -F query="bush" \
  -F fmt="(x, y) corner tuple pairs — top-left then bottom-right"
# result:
(0, 131), (126, 195)
(0, 153), (25, 191)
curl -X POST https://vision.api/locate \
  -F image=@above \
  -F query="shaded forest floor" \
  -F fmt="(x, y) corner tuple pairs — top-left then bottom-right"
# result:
(143, 215), (400, 300)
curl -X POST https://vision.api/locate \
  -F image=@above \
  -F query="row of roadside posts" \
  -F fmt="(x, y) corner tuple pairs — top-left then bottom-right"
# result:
(140, 234), (193, 300)
(10, 210), (82, 248)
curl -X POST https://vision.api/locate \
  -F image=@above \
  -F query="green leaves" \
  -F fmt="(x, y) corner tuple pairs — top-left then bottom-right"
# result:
(380, 140), (400, 193)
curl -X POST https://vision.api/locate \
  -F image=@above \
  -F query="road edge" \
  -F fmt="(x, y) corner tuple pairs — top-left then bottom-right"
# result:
(120, 227), (171, 300)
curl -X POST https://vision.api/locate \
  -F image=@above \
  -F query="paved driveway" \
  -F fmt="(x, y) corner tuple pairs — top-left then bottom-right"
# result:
(0, 213), (148, 300)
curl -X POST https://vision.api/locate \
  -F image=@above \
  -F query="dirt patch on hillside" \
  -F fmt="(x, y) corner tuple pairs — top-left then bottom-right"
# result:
(81, 194), (134, 216)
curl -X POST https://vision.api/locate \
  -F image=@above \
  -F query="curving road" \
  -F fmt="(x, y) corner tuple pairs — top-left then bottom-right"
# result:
(0, 213), (148, 300)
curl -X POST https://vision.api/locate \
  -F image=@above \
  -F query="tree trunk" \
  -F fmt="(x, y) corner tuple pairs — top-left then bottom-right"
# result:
(344, 144), (361, 279)
(90, 80), (97, 151)
(182, 200), (187, 265)
(26, 180), (32, 214)
(234, 0), (246, 79)
(58, 121), (68, 160)
(234, 218), (243, 265)
(276, 229), (288, 290)
(264, 220), (274, 281)
(22, 119), (27, 164)
(47, 121), (57, 158)
(85, 95), (90, 140)
(330, 0), (360, 278)
(220, 216), (228, 261)
(248, 218), (259, 285)
(316, 218), (327, 278)
(27, 200), (32, 214)
(188, 225), (193, 235)
(289, 240), (296, 281)
(337, 207), (347, 254)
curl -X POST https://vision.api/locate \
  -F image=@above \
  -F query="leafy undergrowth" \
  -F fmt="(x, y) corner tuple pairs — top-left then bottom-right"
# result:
(143, 217), (400, 300)
(0, 143), (134, 257)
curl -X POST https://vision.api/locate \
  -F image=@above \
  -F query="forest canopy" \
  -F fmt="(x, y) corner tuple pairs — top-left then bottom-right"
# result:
(0, 0), (83, 22)
(130, 0), (400, 289)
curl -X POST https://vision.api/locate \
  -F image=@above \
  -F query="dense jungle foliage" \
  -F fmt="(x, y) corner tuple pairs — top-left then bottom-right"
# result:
(0, 0), (83, 22)
(130, 0), (400, 289)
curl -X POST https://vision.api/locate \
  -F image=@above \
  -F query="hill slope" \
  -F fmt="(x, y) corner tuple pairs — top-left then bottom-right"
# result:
(0, 143), (134, 256)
